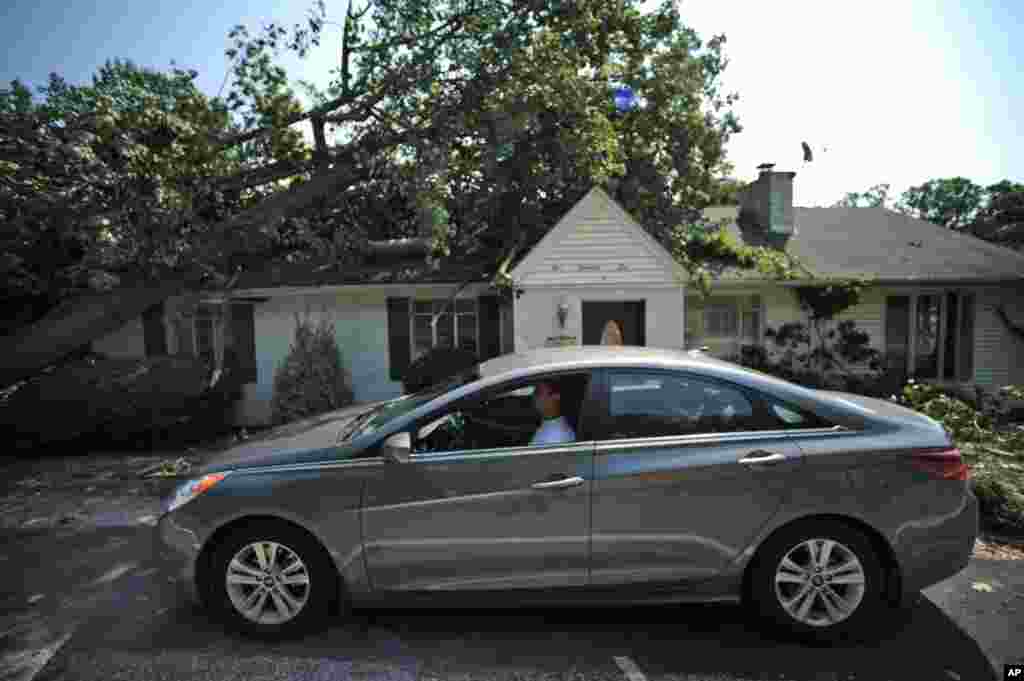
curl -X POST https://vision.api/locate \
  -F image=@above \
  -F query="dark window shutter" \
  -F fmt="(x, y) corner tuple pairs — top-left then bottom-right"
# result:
(478, 295), (501, 361)
(387, 297), (411, 381)
(230, 303), (258, 383)
(142, 301), (167, 357)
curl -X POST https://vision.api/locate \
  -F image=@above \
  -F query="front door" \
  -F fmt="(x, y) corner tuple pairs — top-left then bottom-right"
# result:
(361, 372), (597, 592)
(588, 369), (801, 587)
(582, 301), (645, 346)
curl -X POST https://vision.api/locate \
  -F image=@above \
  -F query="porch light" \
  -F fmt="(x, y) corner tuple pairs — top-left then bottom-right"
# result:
(557, 301), (571, 330)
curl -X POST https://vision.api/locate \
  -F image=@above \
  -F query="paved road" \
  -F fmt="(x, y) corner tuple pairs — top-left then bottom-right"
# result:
(2, 524), (1015, 681)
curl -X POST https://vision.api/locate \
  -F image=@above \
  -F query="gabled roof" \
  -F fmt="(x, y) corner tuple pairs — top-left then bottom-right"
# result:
(707, 205), (1024, 283)
(232, 257), (496, 290)
(510, 186), (686, 284)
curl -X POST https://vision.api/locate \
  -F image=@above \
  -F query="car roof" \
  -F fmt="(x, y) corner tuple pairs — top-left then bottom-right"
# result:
(474, 345), (865, 425)
(479, 345), (738, 378)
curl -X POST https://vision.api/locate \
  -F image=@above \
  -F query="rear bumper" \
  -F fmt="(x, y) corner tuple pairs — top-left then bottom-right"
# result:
(895, 490), (979, 599)
(153, 510), (204, 607)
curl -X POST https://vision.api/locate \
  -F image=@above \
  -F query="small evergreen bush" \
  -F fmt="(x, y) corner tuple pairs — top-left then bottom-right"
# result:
(271, 312), (354, 426)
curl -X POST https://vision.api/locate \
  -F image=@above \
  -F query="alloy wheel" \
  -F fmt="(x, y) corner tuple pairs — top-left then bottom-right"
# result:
(225, 541), (311, 625)
(773, 537), (866, 627)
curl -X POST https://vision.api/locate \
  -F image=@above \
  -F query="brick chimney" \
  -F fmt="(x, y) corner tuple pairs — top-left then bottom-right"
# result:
(739, 163), (796, 236)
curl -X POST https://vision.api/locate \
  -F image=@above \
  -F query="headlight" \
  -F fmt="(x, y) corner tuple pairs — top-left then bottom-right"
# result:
(164, 472), (229, 514)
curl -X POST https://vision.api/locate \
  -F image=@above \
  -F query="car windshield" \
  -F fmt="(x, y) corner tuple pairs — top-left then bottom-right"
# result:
(339, 365), (481, 442)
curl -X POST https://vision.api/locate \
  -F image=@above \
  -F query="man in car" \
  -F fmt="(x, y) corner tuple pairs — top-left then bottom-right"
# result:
(529, 379), (576, 445)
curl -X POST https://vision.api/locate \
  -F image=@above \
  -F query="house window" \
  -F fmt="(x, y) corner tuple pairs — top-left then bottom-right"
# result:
(958, 292), (975, 380)
(688, 295), (762, 355)
(884, 296), (910, 375)
(706, 303), (738, 336)
(885, 291), (974, 381)
(915, 294), (941, 378)
(412, 299), (478, 360)
(500, 303), (514, 355)
(193, 305), (218, 366)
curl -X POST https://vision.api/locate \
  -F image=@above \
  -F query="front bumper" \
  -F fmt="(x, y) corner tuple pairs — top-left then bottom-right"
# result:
(154, 510), (204, 607)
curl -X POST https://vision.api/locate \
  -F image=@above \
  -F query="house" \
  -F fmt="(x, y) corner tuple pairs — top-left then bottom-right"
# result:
(65, 165), (1024, 427)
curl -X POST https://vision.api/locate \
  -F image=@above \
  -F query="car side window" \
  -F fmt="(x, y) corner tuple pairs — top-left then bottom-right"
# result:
(409, 373), (591, 454)
(766, 400), (832, 430)
(605, 372), (757, 440)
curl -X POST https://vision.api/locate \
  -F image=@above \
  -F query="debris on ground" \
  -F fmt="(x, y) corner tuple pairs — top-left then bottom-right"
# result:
(974, 536), (1024, 560)
(138, 457), (192, 478)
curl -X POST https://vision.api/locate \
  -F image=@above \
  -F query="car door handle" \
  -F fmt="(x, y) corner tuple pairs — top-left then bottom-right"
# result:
(738, 451), (787, 465)
(531, 476), (584, 490)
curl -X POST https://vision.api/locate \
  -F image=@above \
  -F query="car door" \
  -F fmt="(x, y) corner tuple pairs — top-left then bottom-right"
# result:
(361, 371), (598, 592)
(589, 368), (803, 587)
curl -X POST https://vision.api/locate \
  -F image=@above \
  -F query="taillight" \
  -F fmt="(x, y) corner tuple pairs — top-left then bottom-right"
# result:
(912, 448), (970, 481)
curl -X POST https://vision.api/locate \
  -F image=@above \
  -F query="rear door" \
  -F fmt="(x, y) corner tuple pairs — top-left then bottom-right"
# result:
(589, 368), (803, 587)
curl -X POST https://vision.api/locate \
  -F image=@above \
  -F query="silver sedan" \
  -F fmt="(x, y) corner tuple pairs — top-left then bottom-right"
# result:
(154, 346), (978, 644)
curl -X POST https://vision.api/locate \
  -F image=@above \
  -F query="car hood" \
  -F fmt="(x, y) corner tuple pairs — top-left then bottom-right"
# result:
(193, 399), (392, 475)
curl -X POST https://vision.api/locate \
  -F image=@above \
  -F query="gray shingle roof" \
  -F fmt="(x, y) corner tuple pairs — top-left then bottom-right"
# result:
(233, 258), (495, 289)
(710, 206), (1024, 283)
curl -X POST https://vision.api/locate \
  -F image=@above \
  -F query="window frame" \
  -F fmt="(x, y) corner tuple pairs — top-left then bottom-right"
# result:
(690, 295), (763, 353)
(378, 369), (599, 458)
(704, 301), (740, 337)
(410, 297), (480, 361)
(883, 289), (975, 382)
(193, 304), (219, 365)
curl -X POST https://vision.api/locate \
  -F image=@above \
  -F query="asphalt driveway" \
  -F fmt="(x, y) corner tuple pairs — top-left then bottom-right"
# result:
(0, 449), (1021, 681)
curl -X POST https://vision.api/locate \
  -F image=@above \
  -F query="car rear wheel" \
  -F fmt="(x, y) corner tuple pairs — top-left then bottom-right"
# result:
(747, 520), (890, 645)
(206, 520), (339, 640)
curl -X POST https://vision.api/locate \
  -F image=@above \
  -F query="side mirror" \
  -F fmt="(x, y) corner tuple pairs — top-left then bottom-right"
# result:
(381, 432), (411, 464)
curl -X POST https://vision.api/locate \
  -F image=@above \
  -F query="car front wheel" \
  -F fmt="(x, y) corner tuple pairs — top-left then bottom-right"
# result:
(748, 520), (890, 645)
(205, 520), (338, 640)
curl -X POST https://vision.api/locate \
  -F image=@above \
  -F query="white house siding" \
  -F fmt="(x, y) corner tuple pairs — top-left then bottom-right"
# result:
(520, 220), (679, 286)
(974, 284), (1024, 388)
(514, 286), (685, 353)
(703, 284), (884, 374)
(244, 291), (403, 426)
(93, 316), (145, 359)
(513, 187), (685, 289)
(753, 282), (1024, 388)
(829, 287), (885, 375)
(510, 188), (687, 353)
(518, 224), (681, 288)
(694, 285), (806, 359)
(238, 283), (493, 427)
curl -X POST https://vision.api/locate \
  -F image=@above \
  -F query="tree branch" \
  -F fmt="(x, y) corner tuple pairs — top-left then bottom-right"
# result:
(220, 131), (408, 234)
(995, 304), (1024, 343)
(211, 63), (429, 151)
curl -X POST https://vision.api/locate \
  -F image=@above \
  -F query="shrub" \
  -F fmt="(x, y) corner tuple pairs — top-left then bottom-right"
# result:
(402, 346), (478, 394)
(0, 353), (232, 451)
(760, 320), (882, 387)
(733, 343), (900, 396)
(897, 380), (1024, 531)
(271, 312), (354, 426)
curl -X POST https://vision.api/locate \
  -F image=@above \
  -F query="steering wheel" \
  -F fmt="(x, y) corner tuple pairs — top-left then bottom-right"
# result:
(417, 413), (470, 453)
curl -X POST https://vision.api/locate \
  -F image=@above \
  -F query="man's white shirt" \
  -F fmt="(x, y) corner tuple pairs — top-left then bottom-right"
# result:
(530, 416), (576, 446)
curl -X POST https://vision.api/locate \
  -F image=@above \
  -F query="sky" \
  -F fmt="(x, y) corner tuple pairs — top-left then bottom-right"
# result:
(2, 0), (1022, 207)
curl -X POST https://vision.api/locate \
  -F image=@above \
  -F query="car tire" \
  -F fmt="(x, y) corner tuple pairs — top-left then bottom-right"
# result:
(747, 519), (890, 645)
(205, 519), (339, 640)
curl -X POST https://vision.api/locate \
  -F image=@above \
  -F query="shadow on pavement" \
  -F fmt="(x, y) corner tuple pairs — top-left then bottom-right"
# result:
(63, 590), (996, 681)
(337, 598), (996, 681)
(0, 526), (155, 610)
